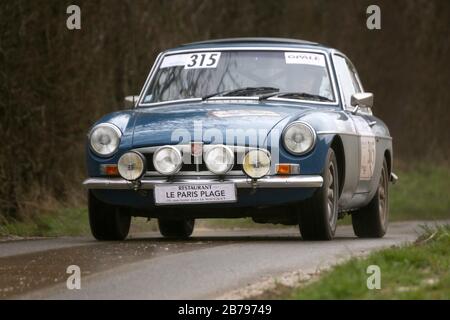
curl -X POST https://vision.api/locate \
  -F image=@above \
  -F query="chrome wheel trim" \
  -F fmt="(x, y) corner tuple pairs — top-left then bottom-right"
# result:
(378, 166), (388, 226)
(327, 162), (338, 231)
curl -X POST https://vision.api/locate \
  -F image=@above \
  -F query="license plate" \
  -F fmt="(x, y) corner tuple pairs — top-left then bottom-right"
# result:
(154, 183), (237, 205)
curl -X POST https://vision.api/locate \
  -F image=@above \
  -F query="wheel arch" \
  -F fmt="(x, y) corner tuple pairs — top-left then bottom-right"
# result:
(384, 149), (392, 175)
(330, 135), (345, 197)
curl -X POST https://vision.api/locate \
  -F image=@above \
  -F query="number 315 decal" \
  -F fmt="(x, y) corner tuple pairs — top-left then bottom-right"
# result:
(185, 52), (221, 69)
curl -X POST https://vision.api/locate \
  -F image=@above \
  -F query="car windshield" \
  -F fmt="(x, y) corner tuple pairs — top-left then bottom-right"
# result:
(141, 50), (335, 104)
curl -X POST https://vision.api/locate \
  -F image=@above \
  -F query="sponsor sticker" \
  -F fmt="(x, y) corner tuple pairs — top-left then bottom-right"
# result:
(353, 118), (376, 180)
(360, 136), (376, 180)
(160, 54), (191, 68)
(285, 52), (326, 67)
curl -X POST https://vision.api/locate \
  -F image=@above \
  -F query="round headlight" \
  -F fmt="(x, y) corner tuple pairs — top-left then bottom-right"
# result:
(118, 151), (146, 181)
(153, 146), (182, 175)
(243, 149), (271, 179)
(282, 122), (316, 155)
(89, 123), (122, 157)
(204, 145), (234, 175)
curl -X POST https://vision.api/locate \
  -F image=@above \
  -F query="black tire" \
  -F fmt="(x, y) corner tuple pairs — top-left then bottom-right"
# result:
(298, 148), (339, 240)
(158, 218), (195, 239)
(88, 191), (131, 241)
(352, 159), (389, 238)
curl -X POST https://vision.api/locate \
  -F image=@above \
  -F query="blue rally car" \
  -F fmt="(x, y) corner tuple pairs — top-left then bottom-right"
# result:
(83, 38), (397, 241)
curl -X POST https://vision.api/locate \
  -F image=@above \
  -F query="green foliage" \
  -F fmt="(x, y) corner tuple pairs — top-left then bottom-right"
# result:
(390, 165), (450, 220)
(0, 208), (158, 237)
(0, 208), (90, 237)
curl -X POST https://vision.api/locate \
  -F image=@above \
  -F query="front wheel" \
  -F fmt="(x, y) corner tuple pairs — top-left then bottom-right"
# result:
(352, 159), (389, 238)
(158, 218), (195, 239)
(298, 148), (339, 240)
(88, 191), (131, 241)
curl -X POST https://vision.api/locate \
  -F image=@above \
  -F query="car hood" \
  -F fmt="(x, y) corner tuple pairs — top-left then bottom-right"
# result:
(131, 101), (315, 147)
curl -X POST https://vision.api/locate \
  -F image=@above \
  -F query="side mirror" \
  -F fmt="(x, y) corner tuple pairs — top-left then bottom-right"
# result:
(351, 92), (374, 108)
(124, 95), (139, 108)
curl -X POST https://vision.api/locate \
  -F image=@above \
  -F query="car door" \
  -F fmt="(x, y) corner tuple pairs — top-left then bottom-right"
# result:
(333, 54), (377, 196)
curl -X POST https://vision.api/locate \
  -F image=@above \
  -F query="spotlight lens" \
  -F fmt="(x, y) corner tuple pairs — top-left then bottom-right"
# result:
(243, 149), (271, 178)
(153, 146), (182, 175)
(118, 152), (145, 181)
(204, 145), (234, 174)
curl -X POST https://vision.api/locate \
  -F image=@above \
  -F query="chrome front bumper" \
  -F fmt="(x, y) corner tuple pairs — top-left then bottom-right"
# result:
(83, 175), (324, 190)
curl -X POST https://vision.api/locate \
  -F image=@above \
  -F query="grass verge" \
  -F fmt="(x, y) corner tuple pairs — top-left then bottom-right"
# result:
(262, 224), (450, 299)
(390, 165), (449, 221)
(0, 207), (91, 238)
(0, 208), (158, 238)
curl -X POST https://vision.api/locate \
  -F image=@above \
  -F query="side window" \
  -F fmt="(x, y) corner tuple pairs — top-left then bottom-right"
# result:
(348, 65), (362, 93)
(346, 61), (372, 114)
(334, 55), (360, 110)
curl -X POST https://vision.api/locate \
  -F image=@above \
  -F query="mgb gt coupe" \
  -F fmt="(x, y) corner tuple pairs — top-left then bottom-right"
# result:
(83, 38), (397, 241)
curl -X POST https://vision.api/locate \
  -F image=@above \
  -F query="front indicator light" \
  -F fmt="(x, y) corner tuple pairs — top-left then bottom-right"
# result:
(100, 164), (119, 176)
(276, 163), (300, 175)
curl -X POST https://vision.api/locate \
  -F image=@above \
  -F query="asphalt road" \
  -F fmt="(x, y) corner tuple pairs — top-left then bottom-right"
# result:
(0, 221), (441, 300)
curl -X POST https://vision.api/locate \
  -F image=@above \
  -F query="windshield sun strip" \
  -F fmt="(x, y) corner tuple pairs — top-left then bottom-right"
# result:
(137, 47), (340, 107)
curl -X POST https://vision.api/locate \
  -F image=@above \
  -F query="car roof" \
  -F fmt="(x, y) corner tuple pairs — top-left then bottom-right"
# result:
(167, 37), (332, 52)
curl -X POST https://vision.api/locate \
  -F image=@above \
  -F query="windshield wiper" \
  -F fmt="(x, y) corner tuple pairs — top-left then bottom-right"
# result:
(203, 87), (279, 100)
(260, 92), (333, 102)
